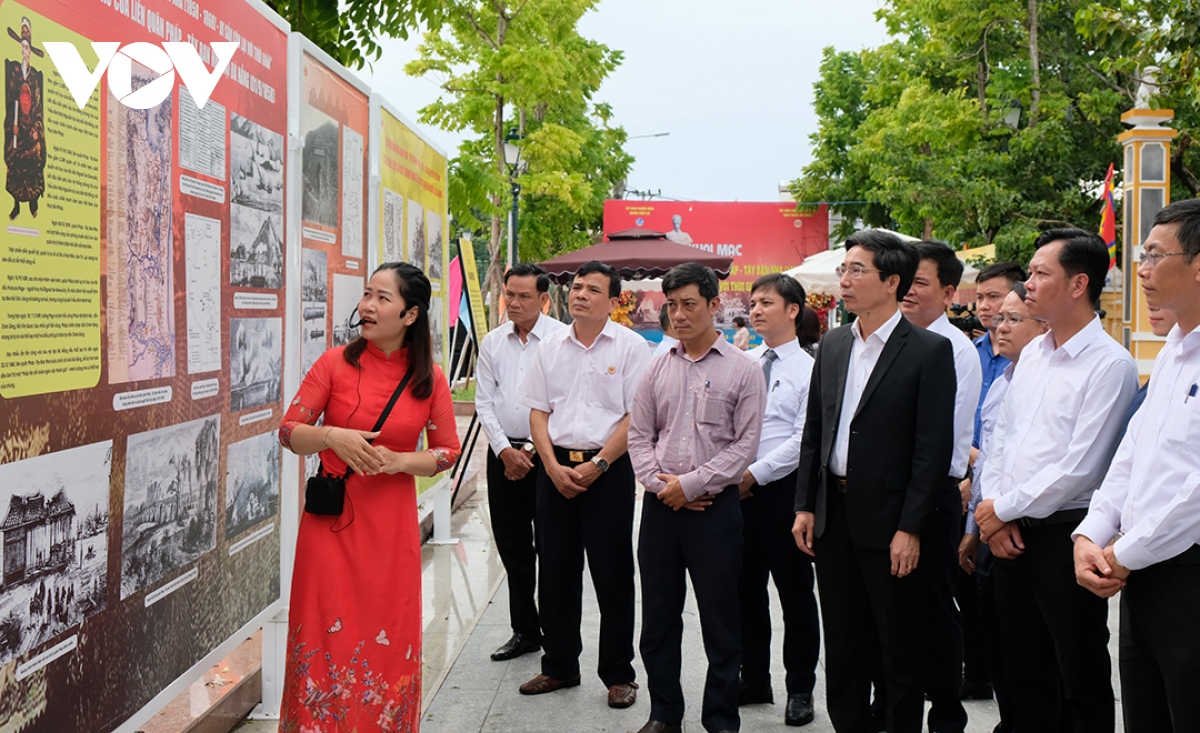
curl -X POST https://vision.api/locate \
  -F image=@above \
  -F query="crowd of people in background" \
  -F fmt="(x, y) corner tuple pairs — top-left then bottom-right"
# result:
(471, 197), (1200, 733)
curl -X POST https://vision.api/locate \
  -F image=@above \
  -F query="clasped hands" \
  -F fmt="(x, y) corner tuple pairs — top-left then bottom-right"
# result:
(974, 498), (1025, 559)
(1073, 536), (1130, 599)
(547, 459), (603, 499)
(325, 427), (407, 475)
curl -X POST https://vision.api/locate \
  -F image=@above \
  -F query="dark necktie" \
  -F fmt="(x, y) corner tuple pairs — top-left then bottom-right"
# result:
(762, 349), (777, 388)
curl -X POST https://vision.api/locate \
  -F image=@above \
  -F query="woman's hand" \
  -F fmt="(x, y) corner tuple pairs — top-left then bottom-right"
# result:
(325, 427), (384, 474)
(375, 447), (410, 475)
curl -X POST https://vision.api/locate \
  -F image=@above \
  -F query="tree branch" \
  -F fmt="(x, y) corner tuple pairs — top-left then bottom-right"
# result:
(462, 7), (500, 51)
(1172, 133), (1200, 196)
(1082, 63), (1131, 100)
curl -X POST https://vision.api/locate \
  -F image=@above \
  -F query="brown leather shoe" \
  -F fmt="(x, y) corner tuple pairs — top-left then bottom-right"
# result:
(519, 673), (581, 695)
(608, 681), (639, 708)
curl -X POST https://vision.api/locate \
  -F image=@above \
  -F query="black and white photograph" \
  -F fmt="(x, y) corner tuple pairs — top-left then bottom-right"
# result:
(383, 189), (404, 262)
(230, 203), (284, 289)
(332, 274), (364, 347)
(230, 318), (283, 412)
(121, 416), (220, 599)
(300, 107), (340, 229)
(429, 295), (445, 365)
(0, 441), (112, 667)
(302, 248), (328, 377)
(407, 197), (425, 270)
(341, 126), (364, 259)
(225, 431), (281, 541)
(426, 209), (444, 280)
(230, 114), (284, 214)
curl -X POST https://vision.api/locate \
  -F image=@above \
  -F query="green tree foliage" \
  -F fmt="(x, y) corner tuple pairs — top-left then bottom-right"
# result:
(407, 0), (631, 325)
(263, 0), (444, 70)
(791, 0), (1199, 266)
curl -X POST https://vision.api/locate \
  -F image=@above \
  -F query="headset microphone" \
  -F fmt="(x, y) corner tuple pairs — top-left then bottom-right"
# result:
(347, 306), (365, 329)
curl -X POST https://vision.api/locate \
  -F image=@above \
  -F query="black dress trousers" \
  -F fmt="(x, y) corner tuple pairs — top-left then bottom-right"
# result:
(992, 520), (1114, 733)
(815, 483), (925, 733)
(738, 469), (820, 696)
(535, 453), (637, 687)
(914, 482), (967, 733)
(639, 485), (743, 733)
(486, 447), (541, 640)
(1119, 547), (1200, 733)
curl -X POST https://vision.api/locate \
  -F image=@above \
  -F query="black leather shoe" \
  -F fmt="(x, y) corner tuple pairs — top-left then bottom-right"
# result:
(490, 633), (540, 661)
(636, 722), (682, 733)
(785, 693), (815, 726)
(738, 678), (774, 705)
(960, 677), (994, 700)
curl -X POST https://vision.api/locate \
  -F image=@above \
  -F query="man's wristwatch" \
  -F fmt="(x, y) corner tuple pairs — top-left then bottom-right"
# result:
(521, 441), (536, 456)
(591, 456), (609, 472)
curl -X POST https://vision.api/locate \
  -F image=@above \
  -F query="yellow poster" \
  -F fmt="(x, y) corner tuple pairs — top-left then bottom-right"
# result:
(0, 2), (101, 397)
(459, 237), (488, 348)
(378, 107), (449, 369)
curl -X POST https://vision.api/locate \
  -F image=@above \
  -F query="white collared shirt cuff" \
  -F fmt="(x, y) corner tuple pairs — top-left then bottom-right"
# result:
(1113, 535), (1157, 572)
(992, 494), (1020, 524)
(1071, 515), (1118, 549)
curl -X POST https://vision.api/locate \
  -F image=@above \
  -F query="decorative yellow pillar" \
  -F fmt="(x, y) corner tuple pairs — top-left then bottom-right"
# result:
(1118, 108), (1177, 378)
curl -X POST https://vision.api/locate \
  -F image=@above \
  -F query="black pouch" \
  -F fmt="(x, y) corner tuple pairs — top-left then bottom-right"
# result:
(304, 468), (349, 515)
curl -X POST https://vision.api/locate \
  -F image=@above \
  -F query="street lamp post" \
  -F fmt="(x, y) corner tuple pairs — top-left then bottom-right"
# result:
(503, 129), (525, 268)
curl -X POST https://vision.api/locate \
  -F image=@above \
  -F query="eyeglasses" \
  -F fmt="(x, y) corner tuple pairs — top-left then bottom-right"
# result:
(835, 264), (881, 280)
(1138, 251), (1191, 268)
(994, 313), (1046, 327)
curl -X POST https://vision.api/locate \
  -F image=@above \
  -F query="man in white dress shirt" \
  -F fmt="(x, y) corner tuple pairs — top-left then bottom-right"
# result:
(1073, 198), (1200, 733)
(897, 241), (981, 733)
(654, 303), (679, 358)
(736, 273), (819, 727)
(974, 228), (1138, 733)
(517, 260), (651, 709)
(475, 263), (566, 661)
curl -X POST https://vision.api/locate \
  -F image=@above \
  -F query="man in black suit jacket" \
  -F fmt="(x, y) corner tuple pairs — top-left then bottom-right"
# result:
(792, 230), (957, 733)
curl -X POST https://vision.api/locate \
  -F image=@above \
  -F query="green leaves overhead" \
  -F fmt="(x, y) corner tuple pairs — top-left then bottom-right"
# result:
(791, 0), (1200, 266)
(407, 0), (631, 324)
(264, 0), (445, 70)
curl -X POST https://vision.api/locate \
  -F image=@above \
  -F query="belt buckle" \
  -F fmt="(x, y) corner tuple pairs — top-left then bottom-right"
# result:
(569, 450), (584, 463)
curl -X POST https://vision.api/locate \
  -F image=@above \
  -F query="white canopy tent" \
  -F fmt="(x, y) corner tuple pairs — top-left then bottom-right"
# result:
(784, 229), (980, 296)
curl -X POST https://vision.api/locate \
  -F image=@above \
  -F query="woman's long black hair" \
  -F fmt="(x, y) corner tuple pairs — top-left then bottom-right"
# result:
(343, 262), (435, 399)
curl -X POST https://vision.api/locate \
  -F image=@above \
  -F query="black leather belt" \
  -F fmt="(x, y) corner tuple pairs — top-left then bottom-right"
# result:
(508, 437), (532, 449)
(830, 474), (847, 493)
(553, 446), (600, 464)
(1016, 508), (1088, 529)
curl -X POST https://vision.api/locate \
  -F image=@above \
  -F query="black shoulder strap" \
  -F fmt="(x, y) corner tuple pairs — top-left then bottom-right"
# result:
(369, 364), (416, 438)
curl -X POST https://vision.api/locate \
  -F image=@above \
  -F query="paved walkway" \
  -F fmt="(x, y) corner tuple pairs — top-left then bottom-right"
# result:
(238, 444), (1125, 733)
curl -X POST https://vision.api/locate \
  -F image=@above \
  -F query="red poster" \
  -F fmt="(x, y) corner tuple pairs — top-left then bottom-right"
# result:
(602, 201), (828, 332)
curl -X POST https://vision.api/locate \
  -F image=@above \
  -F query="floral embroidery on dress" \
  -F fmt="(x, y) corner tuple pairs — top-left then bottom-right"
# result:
(280, 400), (323, 450)
(282, 628), (421, 733)
(428, 446), (457, 472)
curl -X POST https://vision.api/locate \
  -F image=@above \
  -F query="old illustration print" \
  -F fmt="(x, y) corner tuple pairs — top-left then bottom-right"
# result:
(230, 318), (283, 412)
(225, 432), (280, 540)
(121, 415), (220, 600)
(230, 113), (284, 289)
(0, 440), (111, 668)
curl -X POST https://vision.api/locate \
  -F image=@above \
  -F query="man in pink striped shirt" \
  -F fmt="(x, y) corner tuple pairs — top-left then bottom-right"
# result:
(629, 262), (767, 733)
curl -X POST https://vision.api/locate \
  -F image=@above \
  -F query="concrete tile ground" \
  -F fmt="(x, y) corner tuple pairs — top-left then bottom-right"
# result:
(236, 445), (1125, 733)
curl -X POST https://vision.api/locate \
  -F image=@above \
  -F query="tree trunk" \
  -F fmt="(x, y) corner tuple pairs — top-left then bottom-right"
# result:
(1028, 0), (1040, 128)
(484, 14), (509, 329)
(1172, 134), (1200, 196)
(923, 218), (934, 240)
(485, 91), (506, 329)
